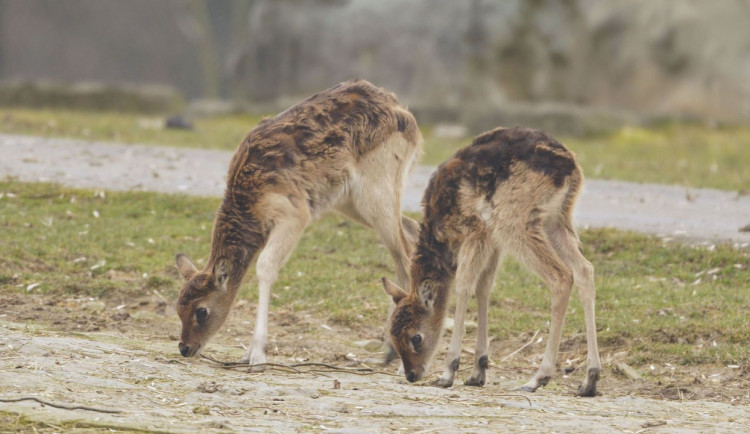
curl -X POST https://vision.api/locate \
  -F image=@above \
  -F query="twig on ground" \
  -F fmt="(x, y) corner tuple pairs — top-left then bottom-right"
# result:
(152, 289), (167, 303)
(443, 391), (533, 407)
(614, 361), (641, 380)
(486, 393), (533, 407)
(41, 422), (63, 431)
(249, 362), (304, 374)
(0, 397), (121, 414)
(200, 353), (238, 365)
(200, 354), (299, 373)
(413, 428), (444, 434)
(500, 329), (540, 363)
(290, 362), (372, 372)
(200, 354), (399, 376)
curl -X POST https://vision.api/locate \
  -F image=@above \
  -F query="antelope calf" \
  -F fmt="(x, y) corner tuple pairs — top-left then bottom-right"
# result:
(383, 127), (601, 396)
(175, 80), (422, 367)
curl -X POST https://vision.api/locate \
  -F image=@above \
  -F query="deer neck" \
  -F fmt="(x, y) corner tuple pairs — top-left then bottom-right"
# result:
(205, 208), (263, 297)
(410, 229), (457, 320)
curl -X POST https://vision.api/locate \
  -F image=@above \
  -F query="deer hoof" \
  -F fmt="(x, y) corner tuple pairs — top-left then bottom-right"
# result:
(433, 377), (454, 388)
(242, 350), (267, 372)
(519, 375), (550, 392)
(575, 368), (601, 397)
(464, 375), (485, 387)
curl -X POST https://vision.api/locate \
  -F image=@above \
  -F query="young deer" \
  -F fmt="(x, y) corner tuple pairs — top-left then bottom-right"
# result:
(175, 80), (422, 368)
(382, 127), (601, 396)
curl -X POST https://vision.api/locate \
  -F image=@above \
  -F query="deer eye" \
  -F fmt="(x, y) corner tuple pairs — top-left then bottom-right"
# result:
(195, 307), (208, 324)
(411, 334), (422, 349)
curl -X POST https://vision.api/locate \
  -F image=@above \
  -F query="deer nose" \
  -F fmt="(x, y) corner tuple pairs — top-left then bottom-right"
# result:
(178, 342), (190, 357)
(407, 371), (418, 383)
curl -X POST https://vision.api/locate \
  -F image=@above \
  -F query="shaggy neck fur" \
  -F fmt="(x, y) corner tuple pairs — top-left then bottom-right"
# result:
(409, 224), (457, 322)
(205, 200), (265, 293)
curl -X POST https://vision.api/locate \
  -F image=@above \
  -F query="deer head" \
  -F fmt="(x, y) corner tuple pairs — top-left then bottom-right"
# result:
(382, 277), (445, 382)
(175, 254), (235, 357)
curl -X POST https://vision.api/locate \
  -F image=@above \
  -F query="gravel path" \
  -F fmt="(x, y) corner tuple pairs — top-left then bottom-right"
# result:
(2, 133), (749, 247)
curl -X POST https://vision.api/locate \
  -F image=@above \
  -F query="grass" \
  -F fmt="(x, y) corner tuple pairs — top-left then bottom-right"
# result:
(566, 124), (750, 192)
(0, 108), (261, 151)
(416, 123), (750, 191)
(1, 181), (748, 367)
(2, 108), (750, 191)
(0, 411), (144, 432)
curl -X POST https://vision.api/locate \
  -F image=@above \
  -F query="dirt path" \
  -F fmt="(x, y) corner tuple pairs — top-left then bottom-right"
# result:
(2, 133), (749, 247)
(2, 295), (748, 432)
(2, 331), (745, 433)
(2, 133), (750, 431)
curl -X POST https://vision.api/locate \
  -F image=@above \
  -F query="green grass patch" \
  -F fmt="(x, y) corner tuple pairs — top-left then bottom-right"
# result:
(1, 181), (749, 367)
(566, 124), (750, 191)
(0, 108), (261, 151)
(0, 411), (145, 432)
(2, 108), (749, 190)
(422, 123), (750, 191)
(0, 181), (217, 300)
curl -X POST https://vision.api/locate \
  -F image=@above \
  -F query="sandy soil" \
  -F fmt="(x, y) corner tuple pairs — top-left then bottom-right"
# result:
(1, 293), (748, 432)
(1, 133), (749, 431)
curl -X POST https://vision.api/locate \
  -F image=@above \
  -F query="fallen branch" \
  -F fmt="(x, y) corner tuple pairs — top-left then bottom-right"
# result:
(291, 361), (399, 376)
(290, 362), (372, 372)
(413, 428), (444, 434)
(500, 329), (540, 363)
(0, 397), (121, 414)
(200, 354), (398, 376)
(199, 353), (248, 366)
(614, 361), (641, 380)
(200, 354), (300, 373)
(486, 393), (533, 407)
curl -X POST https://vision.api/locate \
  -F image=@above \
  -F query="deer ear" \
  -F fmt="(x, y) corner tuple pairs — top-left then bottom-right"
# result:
(418, 280), (437, 310)
(175, 254), (198, 280)
(381, 277), (407, 304)
(213, 259), (229, 291)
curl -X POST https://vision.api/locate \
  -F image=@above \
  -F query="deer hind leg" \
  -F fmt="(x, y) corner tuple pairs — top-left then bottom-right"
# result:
(334, 199), (411, 368)
(546, 218), (601, 397)
(401, 215), (420, 246)
(350, 192), (412, 289)
(240, 206), (309, 370)
(510, 229), (574, 393)
(465, 247), (501, 387)
(341, 179), (414, 367)
(349, 131), (418, 290)
(371, 206), (413, 369)
(435, 237), (492, 388)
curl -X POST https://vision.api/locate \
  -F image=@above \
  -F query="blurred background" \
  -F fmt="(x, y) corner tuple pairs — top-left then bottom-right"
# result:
(1, 3), (750, 416)
(2, 0), (750, 130)
(1, 0), (750, 188)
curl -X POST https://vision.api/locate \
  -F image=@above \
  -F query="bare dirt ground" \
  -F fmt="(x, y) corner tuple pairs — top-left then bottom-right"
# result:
(2, 293), (749, 432)
(1, 133), (750, 432)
